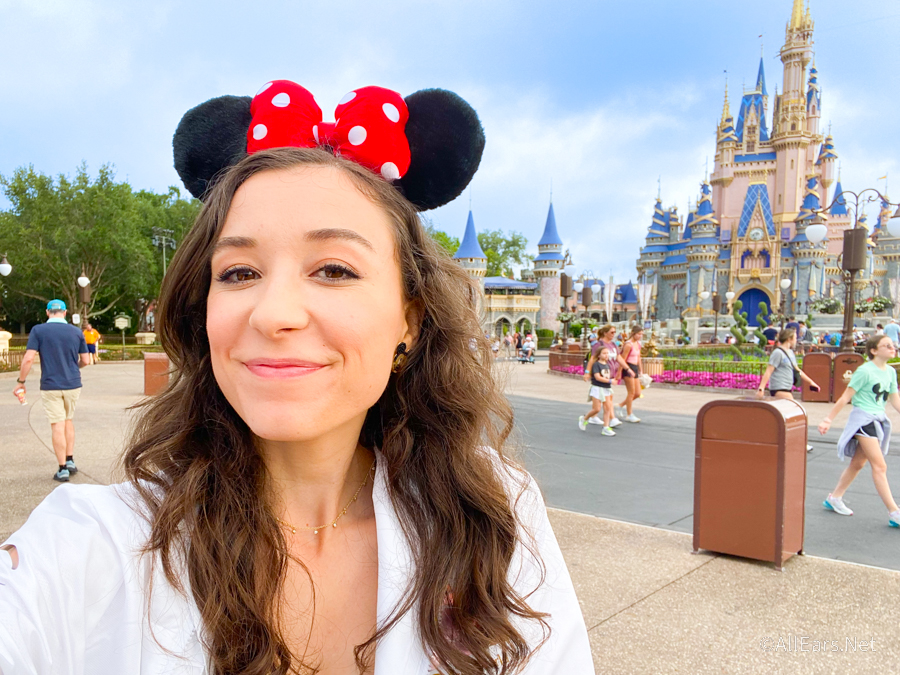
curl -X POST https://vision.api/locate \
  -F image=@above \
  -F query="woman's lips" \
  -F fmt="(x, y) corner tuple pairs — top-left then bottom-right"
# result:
(243, 359), (326, 379)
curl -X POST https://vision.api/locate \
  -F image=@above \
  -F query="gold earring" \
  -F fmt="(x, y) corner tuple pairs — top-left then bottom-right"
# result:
(391, 342), (408, 373)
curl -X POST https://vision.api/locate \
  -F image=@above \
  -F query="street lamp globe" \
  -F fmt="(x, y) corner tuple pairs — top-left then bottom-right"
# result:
(564, 263), (576, 278)
(699, 291), (710, 300)
(573, 281), (584, 293)
(888, 205), (900, 238)
(780, 278), (792, 291)
(725, 291), (735, 301)
(77, 274), (90, 288)
(0, 255), (11, 277)
(805, 223), (828, 244)
(591, 283), (602, 295)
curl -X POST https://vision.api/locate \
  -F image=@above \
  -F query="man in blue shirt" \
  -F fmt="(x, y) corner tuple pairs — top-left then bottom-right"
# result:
(15, 300), (90, 481)
(884, 318), (900, 348)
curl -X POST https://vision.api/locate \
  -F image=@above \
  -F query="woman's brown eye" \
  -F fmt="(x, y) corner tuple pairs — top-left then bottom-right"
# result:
(235, 270), (255, 282)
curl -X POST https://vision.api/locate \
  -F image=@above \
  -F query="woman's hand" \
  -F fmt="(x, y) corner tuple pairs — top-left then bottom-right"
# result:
(755, 388), (765, 400)
(582, 372), (590, 383)
(818, 417), (832, 435)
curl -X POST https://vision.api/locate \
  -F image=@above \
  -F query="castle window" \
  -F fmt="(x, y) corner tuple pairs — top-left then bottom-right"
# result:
(790, 160), (794, 169)
(746, 140), (756, 153)
(791, 123), (797, 131)
(778, 194), (782, 205)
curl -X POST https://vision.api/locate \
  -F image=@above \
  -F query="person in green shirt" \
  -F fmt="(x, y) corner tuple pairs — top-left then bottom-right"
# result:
(818, 334), (900, 529)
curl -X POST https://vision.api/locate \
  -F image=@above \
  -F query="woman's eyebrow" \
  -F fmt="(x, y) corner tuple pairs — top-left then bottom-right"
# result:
(213, 236), (257, 255)
(304, 228), (375, 252)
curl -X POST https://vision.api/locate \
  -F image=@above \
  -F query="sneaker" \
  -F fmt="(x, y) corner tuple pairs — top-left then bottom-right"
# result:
(609, 417), (622, 428)
(890, 511), (900, 529)
(578, 415), (587, 432)
(65, 459), (78, 474)
(625, 414), (641, 423)
(615, 406), (626, 419)
(806, 445), (814, 453)
(601, 427), (616, 436)
(588, 416), (603, 425)
(823, 495), (853, 516)
(53, 468), (70, 482)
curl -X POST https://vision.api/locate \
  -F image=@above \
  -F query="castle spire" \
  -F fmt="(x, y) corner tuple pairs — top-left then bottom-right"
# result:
(789, 0), (804, 31)
(756, 56), (768, 97)
(453, 210), (487, 260)
(721, 78), (730, 121)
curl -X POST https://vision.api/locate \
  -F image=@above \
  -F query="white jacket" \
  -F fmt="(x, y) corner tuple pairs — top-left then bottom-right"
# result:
(0, 456), (594, 674)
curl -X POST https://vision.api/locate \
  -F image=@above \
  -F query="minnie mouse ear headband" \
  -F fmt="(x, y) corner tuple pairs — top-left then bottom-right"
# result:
(173, 80), (485, 211)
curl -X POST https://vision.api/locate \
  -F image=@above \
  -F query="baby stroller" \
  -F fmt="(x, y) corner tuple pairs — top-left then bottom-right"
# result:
(517, 348), (535, 364)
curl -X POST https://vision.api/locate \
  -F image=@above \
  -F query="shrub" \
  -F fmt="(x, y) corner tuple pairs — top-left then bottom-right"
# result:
(536, 328), (554, 339)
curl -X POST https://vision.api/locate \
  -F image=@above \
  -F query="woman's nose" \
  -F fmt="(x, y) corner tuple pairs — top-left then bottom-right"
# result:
(247, 275), (311, 337)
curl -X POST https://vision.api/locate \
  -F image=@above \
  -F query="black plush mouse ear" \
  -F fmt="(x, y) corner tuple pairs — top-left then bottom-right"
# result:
(173, 95), (252, 200)
(399, 89), (485, 211)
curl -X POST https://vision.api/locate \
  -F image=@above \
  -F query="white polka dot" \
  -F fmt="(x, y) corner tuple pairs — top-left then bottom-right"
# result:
(272, 92), (290, 107)
(256, 82), (273, 96)
(382, 103), (400, 123)
(252, 124), (267, 140)
(339, 91), (357, 105)
(348, 126), (367, 146)
(313, 125), (319, 143)
(380, 162), (400, 181)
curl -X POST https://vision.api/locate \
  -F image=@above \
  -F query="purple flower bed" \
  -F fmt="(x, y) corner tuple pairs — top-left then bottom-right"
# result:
(655, 369), (760, 389)
(551, 365), (585, 375)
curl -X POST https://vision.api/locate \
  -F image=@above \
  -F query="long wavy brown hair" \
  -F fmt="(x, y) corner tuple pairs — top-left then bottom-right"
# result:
(122, 147), (548, 674)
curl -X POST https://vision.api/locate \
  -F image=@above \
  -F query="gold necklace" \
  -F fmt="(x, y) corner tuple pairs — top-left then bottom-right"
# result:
(276, 459), (376, 535)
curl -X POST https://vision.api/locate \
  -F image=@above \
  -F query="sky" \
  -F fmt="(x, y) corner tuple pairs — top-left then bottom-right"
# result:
(1, 0), (898, 283)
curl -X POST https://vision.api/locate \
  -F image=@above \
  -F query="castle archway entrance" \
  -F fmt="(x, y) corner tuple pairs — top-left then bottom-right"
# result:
(736, 287), (772, 326)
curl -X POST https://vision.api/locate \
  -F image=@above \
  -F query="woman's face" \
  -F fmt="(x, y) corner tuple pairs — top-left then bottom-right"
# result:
(206, 166), (417, 443)
(603, 329), (615, 341)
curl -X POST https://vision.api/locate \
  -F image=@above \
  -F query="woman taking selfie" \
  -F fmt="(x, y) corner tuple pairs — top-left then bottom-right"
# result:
(0, 82), (593, 674)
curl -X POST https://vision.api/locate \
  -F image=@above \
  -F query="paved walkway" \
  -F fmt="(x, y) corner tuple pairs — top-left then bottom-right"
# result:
(1, 363), (897, 672)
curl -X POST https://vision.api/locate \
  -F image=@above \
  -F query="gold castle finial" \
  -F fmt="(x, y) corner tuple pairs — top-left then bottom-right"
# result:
(789, 0), (804, 30)
(721, 77), (730, 121)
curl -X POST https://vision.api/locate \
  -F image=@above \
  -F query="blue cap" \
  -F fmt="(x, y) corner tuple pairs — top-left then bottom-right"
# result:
(47, 299), (67, 311)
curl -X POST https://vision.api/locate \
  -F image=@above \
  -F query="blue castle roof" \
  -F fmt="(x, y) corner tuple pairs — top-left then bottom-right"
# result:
(756, 57), (768, 97)
(796, 176), (822, 222)
(647, 198), (670, 238)
(831, 182), (848, 216)
(537, 203), (563, 247)
(737, 183), (776, 237)
(735, 93), (769, 142)
(816, 135), (838, 165)
(453, 210), (486, 259)
(807, 66), (821, 110)
(692, 182), (718, 228)
(484, 277), (537, 290)
(614, 282), (637, 304)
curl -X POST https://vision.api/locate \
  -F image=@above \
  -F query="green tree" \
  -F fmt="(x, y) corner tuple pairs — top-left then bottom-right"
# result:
(0, 164), (197, 329)
(477, 229), (529, 277)
(424, 224), (460, 256)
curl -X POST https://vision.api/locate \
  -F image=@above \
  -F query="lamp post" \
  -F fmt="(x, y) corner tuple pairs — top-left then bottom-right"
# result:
(0, 255), (11, 324)
(75, 271), (91, 328)
(808, 189), (900, 350)
(779, 277), (792, 329)
(151, 227), (177, 278)
(573, 271), (602, 349)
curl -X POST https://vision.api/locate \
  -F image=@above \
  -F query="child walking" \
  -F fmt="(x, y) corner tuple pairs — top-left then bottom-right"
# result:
(818, 334), (900, 529)
(579, 346), (616, 436)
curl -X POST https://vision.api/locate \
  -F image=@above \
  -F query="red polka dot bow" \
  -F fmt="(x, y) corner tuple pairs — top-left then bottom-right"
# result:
(246, 80), (411, 181)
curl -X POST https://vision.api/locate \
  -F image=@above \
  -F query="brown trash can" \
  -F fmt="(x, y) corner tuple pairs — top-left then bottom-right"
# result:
(801, 352), (832, 402)
(831, 352), (865, 402)
(143, 352), (171, 396)
(693, 398), (807, 571)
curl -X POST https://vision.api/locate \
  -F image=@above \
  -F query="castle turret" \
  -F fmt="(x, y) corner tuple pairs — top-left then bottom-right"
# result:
(453, 210), (487, 279)
(791, 174), (828, 311)
(686, 182), (720, 310)
(532, 202), (564, 331)
(806, 62), (821, 135)
(816, 134), (837, 189)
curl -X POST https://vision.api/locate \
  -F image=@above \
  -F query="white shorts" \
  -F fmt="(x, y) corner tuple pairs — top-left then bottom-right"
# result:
(590, 386), (613, 400)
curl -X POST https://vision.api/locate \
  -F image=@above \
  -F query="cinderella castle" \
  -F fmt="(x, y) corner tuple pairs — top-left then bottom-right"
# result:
(636, 0), (897, 325)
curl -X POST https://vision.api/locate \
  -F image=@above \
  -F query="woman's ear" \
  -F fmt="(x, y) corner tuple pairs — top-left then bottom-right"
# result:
(401, 299), (424, 349)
